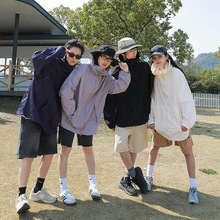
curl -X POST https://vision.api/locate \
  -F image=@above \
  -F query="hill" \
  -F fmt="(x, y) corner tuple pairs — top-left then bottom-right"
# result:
(194, 52), (220, 69)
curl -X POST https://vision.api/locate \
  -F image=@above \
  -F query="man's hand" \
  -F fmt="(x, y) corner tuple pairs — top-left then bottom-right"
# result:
(181, 125), (188, 132)
(148, 123), (155, 130)
(119, 62), (129, 73)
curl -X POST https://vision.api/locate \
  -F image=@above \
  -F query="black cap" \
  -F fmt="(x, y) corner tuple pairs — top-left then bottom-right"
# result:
(91, 45), (119, 66)
(150, 45), (167, 58)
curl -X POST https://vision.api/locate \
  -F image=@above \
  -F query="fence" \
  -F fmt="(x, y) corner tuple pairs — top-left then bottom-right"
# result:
(0, 60), (33, 91)
(0, 62), (220, 108)
(193, 93), (220, 109)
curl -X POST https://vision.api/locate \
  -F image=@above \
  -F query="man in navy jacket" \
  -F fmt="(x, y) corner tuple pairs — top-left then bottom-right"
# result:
(15, 39), (84, 214)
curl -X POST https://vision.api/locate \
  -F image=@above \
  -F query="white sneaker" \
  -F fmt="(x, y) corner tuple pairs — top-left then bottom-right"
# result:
(29, 187), (57, 204)
(16, 194), (30, 214)
(89, 184), (101, 199)
(59, 189), (76, 206)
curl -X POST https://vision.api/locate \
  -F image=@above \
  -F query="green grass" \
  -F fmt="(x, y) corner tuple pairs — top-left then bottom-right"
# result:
(199, 168), (218, 175)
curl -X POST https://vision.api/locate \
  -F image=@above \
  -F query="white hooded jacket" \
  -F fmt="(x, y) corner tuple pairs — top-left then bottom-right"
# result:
(148, 61), (196, 141)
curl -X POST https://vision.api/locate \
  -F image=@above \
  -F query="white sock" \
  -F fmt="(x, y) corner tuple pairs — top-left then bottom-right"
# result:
(146, 164), (154, 177)
(59, 178), (68, 192)
(189, 178), (196, 188)
(88, 175), (96, 185)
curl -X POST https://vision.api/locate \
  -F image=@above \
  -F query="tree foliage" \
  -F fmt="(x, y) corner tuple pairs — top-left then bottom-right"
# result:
(197, 68), (220, 94)
(58, 0), (194, 64)
(49, 5), (72, 28)
(184, 59), (220, 94)
(184, 59), (201, 93)
(214, 47), (220, 71)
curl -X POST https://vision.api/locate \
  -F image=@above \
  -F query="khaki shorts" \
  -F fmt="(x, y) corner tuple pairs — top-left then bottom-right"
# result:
(152, 130), (194, 154)
(114, 123), (148, 153)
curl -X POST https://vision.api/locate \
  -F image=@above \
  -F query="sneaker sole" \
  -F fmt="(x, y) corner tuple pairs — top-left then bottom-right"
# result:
(63, 200), (76, 206)
(133, 167), (148, 194)
(17, 203), (30, 214)
(118, 183), (137, 196)
(29, 197), (57, 204)
(59, 195), (76, 206)
(188, 200), (198, 205)
(90, 193), (101, 200)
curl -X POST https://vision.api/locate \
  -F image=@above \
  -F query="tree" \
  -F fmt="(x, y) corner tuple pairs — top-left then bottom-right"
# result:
(63, 0), (193, 64)
(214, 47), (220, 71)
(184, 59), (201, 93)
(197, 68), (220, 94)
(49, 5), (72, 28)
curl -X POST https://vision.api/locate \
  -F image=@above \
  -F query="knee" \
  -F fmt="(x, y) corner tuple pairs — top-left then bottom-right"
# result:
(83, 146), (93, 156)
(23, 157), (34, 165)
(151, 144), (160, 151)
(60, 146), (71, 156)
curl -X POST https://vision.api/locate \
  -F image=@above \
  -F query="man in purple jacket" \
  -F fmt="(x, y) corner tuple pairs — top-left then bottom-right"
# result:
(15, 39), (84, 214)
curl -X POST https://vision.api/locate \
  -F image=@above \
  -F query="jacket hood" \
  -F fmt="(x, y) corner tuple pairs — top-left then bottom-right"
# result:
(151, 60), (172, 77)
(118, 51), (140, 62)
(63, 56), (76, 71)
(89, 58), (110, 77)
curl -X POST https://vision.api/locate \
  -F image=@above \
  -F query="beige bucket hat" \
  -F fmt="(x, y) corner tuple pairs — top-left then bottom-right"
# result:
(115, 37), (142, 55)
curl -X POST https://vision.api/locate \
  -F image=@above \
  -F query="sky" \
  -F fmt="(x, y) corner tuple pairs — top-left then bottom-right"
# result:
(35, 0), (220, 58)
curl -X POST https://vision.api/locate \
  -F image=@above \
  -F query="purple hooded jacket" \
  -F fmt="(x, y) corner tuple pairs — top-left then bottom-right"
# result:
(17, 46), (75, 134)
(59, 60), (130, 135)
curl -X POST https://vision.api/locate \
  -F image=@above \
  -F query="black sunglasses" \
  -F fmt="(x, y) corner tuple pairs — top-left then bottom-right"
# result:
(100, 54), (113, 63)
(68, 52), (82, 59)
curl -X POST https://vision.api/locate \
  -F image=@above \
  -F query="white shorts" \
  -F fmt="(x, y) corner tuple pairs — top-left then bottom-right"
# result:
(114, 123), (148, 153)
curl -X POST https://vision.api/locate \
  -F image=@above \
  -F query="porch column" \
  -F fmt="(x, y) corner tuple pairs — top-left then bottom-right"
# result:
(12, 13), (20, 90)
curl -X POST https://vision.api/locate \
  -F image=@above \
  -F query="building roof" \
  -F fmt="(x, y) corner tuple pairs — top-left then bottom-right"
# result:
(0, 0), (72, 47)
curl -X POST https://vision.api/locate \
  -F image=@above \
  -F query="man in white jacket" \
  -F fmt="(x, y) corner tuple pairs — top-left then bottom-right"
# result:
(146, 45), (198, 205)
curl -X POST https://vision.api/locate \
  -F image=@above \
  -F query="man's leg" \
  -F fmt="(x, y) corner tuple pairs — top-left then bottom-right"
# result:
(29, 154), (57, 204)
(83, 146), (100, 199)
(119, 151), (137, 171)
(19, 158), (34, 188)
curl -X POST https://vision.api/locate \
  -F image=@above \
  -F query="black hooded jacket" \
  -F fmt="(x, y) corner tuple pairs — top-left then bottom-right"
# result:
(104, 53), (154, 128)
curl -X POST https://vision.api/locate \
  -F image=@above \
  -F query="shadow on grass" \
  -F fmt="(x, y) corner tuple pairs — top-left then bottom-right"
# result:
(196, 108), (220, 116)
(0, 96), (21, 114)
(18, 186), (220, 220)
(191, 121), (220, 140)
(0, 117), (14, 125)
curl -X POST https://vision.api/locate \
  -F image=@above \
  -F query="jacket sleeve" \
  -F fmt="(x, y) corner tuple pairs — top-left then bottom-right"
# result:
(148, 91), (155, 125)
(32, 46), (65, 77)
(107, 70), (131, 94)
(59, 66), (82, 119)
(178, 73), (196, 129)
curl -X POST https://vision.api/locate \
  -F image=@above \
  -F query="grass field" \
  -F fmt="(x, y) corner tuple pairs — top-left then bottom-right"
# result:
(0, 96), (219, 220)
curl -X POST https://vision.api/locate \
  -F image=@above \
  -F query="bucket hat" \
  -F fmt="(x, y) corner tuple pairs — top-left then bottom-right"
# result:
(149, 45), (168, 58)
(91, 45), (119, 66)
(115, 37), (142, 55)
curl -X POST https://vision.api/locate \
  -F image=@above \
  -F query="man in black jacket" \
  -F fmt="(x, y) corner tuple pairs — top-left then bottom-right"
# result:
(104, 37), (154, 196)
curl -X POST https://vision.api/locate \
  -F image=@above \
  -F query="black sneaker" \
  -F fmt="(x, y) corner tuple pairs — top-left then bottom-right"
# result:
(118, 177), (137, 196)
(132, 167), (148, 194)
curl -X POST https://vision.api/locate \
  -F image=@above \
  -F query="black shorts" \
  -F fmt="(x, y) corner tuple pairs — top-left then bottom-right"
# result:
(58, 126), (93, 147)
(17, 117), (57, 159)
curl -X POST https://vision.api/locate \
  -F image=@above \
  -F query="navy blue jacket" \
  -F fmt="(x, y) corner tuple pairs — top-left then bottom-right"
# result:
(17, 46), (75, 134)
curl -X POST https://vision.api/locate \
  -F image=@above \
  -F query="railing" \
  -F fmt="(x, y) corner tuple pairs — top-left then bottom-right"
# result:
(0, 63), (220, 109)
(0, 60), (33, 91)
(193, 93), (220, 109)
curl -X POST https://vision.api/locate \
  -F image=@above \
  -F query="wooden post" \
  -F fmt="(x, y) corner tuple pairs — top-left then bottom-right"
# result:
(8, 60), (13, 90)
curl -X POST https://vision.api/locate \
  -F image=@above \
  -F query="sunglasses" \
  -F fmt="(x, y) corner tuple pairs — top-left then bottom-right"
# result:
(68, 52), (82, 59)
(100, 55), (113, 63)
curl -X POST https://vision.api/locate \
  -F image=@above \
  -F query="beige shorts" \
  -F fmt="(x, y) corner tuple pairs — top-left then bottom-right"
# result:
(152, 130), (194, 154)
(114, 123), (148, 153)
